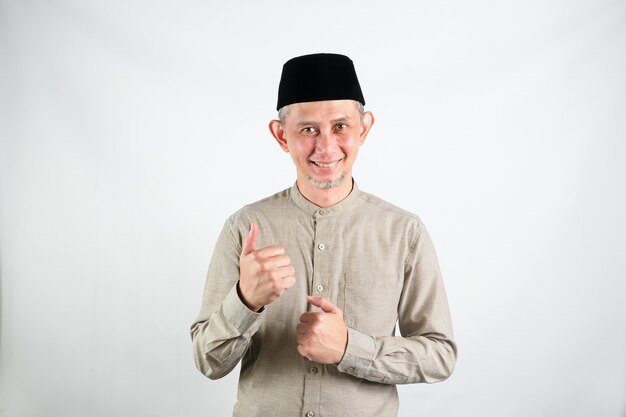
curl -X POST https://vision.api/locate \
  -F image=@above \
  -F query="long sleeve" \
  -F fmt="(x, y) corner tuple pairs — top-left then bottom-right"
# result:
(337, 221), (457, 384)
(190, 185), (456, 416)
(190, 219), (263, 380)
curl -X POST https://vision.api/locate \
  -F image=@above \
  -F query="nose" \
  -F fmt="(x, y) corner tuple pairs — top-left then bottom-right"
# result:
(315, 129), (337, 153)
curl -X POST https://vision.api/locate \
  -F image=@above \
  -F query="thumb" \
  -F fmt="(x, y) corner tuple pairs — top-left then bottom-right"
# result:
(241, 223), (258, 256)
(307, 296), (338, 314)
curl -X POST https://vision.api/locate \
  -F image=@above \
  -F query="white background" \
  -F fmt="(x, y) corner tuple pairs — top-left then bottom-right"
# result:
(1, 1), (625, 416)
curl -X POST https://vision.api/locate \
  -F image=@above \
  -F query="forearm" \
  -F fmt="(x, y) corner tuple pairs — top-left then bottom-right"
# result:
(337, 326), (457, 385)
(191, 285), (263, 380)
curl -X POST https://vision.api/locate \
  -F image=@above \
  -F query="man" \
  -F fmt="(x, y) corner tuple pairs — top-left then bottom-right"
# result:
(191, 53), (457, 417)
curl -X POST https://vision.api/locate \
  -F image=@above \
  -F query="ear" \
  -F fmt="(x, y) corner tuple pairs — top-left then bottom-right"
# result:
(268, 120), (289, 153)
(358, 111), (375, 145)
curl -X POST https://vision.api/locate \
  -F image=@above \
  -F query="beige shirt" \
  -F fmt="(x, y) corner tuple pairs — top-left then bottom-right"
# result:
(191, 182), (457, 417)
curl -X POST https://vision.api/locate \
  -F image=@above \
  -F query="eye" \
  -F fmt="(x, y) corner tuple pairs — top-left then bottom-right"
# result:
(335, 123), (348, 130)
(301, 127), (318, 134)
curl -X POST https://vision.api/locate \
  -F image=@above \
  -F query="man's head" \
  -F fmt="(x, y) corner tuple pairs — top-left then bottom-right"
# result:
(269, 54), (374, 197)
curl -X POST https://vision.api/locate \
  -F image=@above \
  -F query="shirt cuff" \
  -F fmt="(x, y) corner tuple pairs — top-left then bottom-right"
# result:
(221, 285), (264, 335)
(336, 326), (375, 378)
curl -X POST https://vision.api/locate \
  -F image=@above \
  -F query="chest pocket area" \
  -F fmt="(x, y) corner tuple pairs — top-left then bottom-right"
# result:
(339, 271), (402, 336)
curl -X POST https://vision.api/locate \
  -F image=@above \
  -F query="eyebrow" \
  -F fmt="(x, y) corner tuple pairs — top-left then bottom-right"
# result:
(296, 121), (317, 127)
(296, 116), (352, 127)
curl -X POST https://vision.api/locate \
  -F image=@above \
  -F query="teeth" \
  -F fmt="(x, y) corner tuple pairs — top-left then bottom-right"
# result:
(314, 161), (339, 168)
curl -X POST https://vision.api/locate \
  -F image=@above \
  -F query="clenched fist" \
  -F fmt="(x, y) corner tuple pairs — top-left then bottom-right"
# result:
(297, 296), (348, 364)
(238, 223), (296, 311)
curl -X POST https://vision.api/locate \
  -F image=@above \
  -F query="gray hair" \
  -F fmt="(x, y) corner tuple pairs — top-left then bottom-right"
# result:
(278, 101), (365, 124)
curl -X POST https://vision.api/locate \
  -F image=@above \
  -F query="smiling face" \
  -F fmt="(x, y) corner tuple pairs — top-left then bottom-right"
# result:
(269, 99), (374, 206)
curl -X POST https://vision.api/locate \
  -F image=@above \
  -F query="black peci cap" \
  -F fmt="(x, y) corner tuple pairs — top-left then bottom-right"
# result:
(276, 53), (365, 111)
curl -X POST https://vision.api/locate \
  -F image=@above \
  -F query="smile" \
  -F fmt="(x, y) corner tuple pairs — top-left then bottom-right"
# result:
(311, 159), (341, 168)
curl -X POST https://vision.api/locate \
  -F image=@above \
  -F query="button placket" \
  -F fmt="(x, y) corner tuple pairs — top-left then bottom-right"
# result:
(303, 212), (331, 417)
(311, 214), (331, 300)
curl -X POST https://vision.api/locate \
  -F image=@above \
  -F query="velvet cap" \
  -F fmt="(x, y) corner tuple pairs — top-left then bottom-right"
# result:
(276, 53), (365, 111)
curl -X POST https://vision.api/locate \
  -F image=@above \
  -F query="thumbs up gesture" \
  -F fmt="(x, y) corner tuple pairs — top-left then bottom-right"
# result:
(296, 296), (348, 364)
(238, 223), (296, 311)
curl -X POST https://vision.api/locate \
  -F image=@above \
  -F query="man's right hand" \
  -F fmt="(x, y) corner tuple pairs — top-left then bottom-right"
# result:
(238, 223), (295, 311)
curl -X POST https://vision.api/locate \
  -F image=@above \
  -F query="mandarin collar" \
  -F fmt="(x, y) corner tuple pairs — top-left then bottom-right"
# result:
(289, 180), (361, 217)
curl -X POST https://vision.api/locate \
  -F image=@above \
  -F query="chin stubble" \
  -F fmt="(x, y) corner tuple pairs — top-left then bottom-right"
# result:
(307, 174), (346, 189)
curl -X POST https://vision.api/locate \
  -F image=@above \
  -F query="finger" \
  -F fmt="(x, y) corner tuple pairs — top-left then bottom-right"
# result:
(241, 223), (258, 256)
(296, 344), (309, 359)
(272, 253), (292, 268)
(264, 254), (292, 269)
(299, 312), (316, 323)
(307, 296), (338, 314)
(254, 245), (286, 258)
(281, 275), (296, 289)
(269, 264), (295, 280)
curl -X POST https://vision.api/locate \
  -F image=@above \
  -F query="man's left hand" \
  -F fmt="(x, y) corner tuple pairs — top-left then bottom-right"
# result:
(296, 296), (348, 364)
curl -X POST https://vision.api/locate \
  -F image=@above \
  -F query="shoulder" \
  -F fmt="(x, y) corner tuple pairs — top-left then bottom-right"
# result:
(224, 187), (294, 228)
(353, 189), (433, 262)
(356, 189), (424, 232)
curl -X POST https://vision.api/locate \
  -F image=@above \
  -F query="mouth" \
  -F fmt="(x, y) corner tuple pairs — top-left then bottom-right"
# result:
(310, 159), (342, 168)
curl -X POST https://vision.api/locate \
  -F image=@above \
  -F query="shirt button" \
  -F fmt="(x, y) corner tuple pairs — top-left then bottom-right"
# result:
(346, 367), (355, 373)
(315, 284), (324, 293)
(317, 243), (326, 251)
(318, 209), (326, 215)
(309, 366), (318, 374)
(306, 412), (315, 417)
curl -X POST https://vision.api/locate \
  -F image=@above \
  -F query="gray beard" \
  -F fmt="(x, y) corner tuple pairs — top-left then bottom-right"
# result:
(307, 174), (346, 189)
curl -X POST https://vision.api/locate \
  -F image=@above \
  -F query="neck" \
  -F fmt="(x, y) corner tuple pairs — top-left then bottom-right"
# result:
(296, 177), (354, 208)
